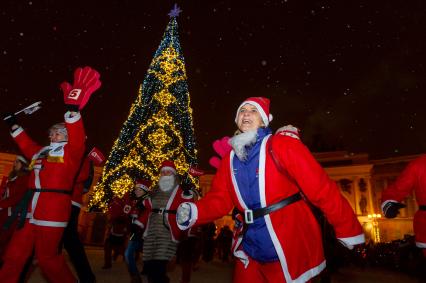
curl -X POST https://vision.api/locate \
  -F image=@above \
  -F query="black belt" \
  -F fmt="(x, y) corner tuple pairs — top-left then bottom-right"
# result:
(419, 205), (426, 211)
(151, 208), (177, 215)
(31, 188), (72, 195)
(244, 192), (302, 224)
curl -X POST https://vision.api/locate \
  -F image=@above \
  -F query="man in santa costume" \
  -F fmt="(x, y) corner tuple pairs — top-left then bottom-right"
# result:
(138, 160), (194, 283)
(381, 155), (426, 282)
(177, 97), (365, 283)
(0, 155), (30, 264)
(0, 66), (101, 283)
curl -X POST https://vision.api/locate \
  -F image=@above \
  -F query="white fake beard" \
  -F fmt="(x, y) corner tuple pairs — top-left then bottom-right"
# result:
(230, 130), (258, 161)
(159, 175), (176, 192)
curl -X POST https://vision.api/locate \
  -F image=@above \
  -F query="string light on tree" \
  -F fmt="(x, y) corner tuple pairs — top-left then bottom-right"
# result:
(89, 5), (198, 211)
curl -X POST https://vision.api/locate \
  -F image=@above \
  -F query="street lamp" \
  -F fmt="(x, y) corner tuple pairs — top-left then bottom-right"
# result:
(368, 213), (382, 243)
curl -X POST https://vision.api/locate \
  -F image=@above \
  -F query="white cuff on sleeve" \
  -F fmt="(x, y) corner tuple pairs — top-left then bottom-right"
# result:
(133, 219), (144, 229)
(381, 200), (399, 214)
(338, 233), (365, 250)
(11, 127), (24, 138)
(64, 111), (81, 124)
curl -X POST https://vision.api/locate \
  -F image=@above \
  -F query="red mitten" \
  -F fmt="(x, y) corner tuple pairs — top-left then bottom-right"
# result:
(209, 136), (232, 170)
(209, 156), (222, 169)
(212, 136), (232, 157)
(61, 66), (102, 110)
(88, 147), (106, 166)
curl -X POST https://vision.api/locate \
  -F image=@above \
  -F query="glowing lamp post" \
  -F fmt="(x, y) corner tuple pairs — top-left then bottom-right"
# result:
(368, 213), (382, 243)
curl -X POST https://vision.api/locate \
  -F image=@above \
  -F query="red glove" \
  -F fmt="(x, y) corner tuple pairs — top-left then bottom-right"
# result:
(208, 136), (232, 169)
(88, 147), (106, 166)
(60, 66), (102, 111)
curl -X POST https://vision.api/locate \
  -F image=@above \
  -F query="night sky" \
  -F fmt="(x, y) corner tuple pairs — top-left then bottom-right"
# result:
(1, 0), (426, 170)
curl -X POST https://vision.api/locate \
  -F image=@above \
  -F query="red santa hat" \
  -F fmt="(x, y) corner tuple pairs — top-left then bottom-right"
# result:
(135, 179), (152, 192)
(234, 97), (273, 127)
(159, 160), (177, 175)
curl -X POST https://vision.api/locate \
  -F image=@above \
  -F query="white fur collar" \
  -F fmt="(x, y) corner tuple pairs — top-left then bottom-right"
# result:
(230, 130), (257, 161)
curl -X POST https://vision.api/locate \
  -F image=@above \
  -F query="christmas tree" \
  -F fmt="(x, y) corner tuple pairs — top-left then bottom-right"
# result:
(89, 5), (198, 211)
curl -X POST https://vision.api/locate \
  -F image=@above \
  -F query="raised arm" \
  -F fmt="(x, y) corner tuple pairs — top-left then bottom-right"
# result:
(10, 125), (42, 160)
(381, 158), (420, 218)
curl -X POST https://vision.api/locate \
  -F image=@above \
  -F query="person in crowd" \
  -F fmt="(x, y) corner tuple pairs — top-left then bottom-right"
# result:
(216, 225), (233, 262)
(102, 193), (131, 269)
(201, 222), (216, 263)
(61, 147), (105, 283)
(0, 66), (101, 283)
(177, 97), (365, 283)
(0, 155), (30, 264)
(381, 154), (426, 283)
(124, 179), (151, 283)
(137, 160), (195, 283)
(176, 187), (202, 283)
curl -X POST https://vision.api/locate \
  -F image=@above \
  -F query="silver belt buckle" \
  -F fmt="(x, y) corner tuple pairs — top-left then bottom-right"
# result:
(244, 209), (254, 224)
(158, 208), (164, 215)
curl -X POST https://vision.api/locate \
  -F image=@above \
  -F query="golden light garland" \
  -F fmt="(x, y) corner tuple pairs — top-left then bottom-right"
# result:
(89, 25), (199, 211)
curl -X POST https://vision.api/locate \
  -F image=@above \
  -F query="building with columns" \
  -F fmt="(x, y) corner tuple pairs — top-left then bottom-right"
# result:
(0, 151), (422, 245)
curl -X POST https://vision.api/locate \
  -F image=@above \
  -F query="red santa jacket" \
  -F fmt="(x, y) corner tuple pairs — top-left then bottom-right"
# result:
(185, 134), (364, 283)
(0, 174), (30, 226)
(108, 192), (144, 236)
(109, 192), (142, 219)
(139, 185), (194, 243)
(71, 156), (92, 208)
(10, 112), (85, 228)
(381, 154), (426, 248)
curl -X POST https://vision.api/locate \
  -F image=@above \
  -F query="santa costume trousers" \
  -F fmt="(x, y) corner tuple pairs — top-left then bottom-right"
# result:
(233, 256), (285, 283)
(0, 221), (76, 283)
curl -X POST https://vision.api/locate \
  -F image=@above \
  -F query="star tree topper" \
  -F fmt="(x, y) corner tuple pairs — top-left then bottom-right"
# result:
(168, 3), (182, 18)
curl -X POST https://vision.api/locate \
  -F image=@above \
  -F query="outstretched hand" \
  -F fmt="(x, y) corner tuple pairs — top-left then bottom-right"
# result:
(177, 203), (192, 226)
(2, 113), (18, 129)
(61, 66), (102, 111)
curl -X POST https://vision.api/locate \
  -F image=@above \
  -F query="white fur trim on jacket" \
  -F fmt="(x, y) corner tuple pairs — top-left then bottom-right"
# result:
(338, 234), (365, 249)
(11, 127), (24, 138)
(133, 219), (144, 229)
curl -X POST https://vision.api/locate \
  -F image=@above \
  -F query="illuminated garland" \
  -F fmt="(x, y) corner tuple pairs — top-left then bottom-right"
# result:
(89, 16), (198, 211)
